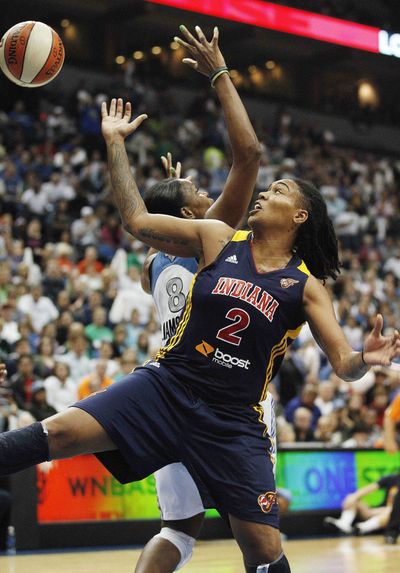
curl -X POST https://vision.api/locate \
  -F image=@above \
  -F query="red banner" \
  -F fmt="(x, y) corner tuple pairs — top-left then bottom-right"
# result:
(147, 0), (381, 54)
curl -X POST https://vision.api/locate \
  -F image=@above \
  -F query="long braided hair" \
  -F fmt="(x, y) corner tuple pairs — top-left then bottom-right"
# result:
(293, 178), (341, 281)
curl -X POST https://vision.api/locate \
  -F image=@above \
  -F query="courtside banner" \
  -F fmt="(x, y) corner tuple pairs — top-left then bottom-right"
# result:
(147, 0), (400, 58)
(36, 455), (218, 522)
(37, 450), (400, 522)
(276, 449), (400, 511)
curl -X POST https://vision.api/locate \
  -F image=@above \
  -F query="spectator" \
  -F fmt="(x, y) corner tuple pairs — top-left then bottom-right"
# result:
(113, 348), (138, 382)
(126, 308), (143, 347)
(84, 307), (113, 349)
(44, 362), (77, 412)
(58, 334), (92, 384)
(34, 336), (56, 379)
(293, 407), (315, 443)
(71, 207), (99, 249)
(77, 359), (114, 400)
(285, 384), (321, 430)
(342, 424), (371, 448)
(315, 382), (336, 416)
(93, 340), (119, 378)
(28, 381), (57, 421)
(109, 266), (154, 325)
(9, 354), (40, 410)
(17, 284), (59, 333)
(314, 415), (340, 445)
(77, 245), (104, 276)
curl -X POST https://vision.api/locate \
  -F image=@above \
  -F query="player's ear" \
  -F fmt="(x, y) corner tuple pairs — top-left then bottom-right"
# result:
(294, 209), (308, 225)
(180, 206), (195, 219)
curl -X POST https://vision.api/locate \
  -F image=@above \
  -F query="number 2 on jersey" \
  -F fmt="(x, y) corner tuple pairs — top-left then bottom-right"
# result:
(216, 308), (250, 346)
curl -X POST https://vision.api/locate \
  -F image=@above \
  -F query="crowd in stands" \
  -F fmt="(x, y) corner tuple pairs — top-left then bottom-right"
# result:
(0, 72), (400, 450)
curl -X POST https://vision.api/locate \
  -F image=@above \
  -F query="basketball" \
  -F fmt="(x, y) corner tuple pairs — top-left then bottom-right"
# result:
(0, 21), (64, 87)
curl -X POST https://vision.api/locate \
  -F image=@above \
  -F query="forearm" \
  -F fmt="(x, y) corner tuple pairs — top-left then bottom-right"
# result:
(383, 415), (397, 443)
(214, 73), (261, 162)
(334, 351), (370, 382)
(106, 137), (146, 232)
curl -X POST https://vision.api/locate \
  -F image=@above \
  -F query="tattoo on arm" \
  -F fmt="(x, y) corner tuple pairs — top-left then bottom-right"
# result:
(107, 141), (146, 227)
(139, 228), (202, 257)
(340, 351), (369, 381)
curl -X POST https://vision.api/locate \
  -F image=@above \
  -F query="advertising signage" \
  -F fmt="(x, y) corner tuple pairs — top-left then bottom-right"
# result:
(147, 0), (400, 59)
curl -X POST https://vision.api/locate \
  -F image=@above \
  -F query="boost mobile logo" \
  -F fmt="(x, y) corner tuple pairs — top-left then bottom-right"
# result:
(195, 340), (251, 370)
(195, 340), (215, 356)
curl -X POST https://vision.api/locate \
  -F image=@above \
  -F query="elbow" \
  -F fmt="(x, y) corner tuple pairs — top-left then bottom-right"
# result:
(234, 140), (262, 164)
(121, 220), (136, 237)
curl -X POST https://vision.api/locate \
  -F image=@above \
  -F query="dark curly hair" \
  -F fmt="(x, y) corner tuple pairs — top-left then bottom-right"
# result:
(293, 178), (341, 282)
(143, 178), (187, 218)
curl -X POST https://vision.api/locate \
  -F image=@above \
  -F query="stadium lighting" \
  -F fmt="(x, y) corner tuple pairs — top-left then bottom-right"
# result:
(146, 0), (400, 59)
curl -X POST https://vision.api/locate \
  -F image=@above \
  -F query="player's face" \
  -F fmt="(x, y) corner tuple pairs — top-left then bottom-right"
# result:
(248, 179), (307, 228)
(181, 180), (213, 219)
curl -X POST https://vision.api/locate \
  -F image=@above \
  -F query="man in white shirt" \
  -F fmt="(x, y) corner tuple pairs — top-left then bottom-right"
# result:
(71, 206), (100, 248)
(58, 334), (93, 385)
(17, 285), (59, 333)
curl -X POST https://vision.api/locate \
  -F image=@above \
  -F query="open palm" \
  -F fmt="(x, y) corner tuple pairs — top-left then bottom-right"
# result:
(363, 314), (400, 366)
(101, 98), (147, 142)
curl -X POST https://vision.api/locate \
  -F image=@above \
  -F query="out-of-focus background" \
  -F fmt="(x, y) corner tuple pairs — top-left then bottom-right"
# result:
(0, 0), (400, 561)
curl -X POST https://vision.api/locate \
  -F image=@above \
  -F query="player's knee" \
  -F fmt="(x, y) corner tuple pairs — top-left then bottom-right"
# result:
(153, 527), (195, 570)
(242, 533), (281, 565)
(245, 553), (291, 572)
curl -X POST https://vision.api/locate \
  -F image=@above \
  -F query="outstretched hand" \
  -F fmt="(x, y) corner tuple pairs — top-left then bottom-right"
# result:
(174, 25), (226, 77)
(161, 152), (182, 178)
(362, 314), (400, 366)
(101, 98), (148, 143)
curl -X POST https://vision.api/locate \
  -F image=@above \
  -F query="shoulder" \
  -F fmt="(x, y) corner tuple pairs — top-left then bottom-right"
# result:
(303, 275), (329, 304)
(199, 220), (237, 250)
(198, 219), (234, 235)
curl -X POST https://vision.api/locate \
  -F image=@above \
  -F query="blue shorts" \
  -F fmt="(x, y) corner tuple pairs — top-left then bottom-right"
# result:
(75, 363), (279, 527)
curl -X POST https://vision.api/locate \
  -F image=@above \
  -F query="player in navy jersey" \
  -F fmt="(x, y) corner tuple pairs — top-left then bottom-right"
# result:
(134, 25), (262, 572)
(138, 156), (278, 572)
(2, 43), (400, 573)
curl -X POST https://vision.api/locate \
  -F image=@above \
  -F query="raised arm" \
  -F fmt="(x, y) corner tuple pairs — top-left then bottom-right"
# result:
(304, 275), (400, 382)
(176, 25), (261, 227)
(383, 400), (399, 454)
(102, 98), (233, 262)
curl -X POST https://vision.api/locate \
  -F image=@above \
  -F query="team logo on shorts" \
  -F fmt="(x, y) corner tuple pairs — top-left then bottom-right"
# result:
(280, 278), (299, 289)
(195, 340), (215, 356)
(258, 491), (277, 513)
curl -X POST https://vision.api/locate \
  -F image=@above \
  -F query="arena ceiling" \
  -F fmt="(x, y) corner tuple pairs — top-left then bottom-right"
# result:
(2, 1), (400, 80)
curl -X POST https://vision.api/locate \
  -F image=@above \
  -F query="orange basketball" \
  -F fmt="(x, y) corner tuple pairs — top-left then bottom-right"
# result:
(0, 21), (64, 88)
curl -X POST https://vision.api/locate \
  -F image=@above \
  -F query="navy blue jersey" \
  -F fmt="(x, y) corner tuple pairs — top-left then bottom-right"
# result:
(157, 230), (310, 405)
(378, 473), (400, 506)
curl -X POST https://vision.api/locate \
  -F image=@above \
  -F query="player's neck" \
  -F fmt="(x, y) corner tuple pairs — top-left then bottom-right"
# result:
(251, 235), (294, 273)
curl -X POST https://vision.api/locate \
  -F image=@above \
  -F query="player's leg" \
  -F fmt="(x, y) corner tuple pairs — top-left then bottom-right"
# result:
(135, 513), (204, 573)
(135, 463), (205, 573)
(0, 407), (115, 475)
(385, 488), (400, 544)
(229, 515), (290, 572)
(324, 499), (370, 534)
(354, 507), (390, 535)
